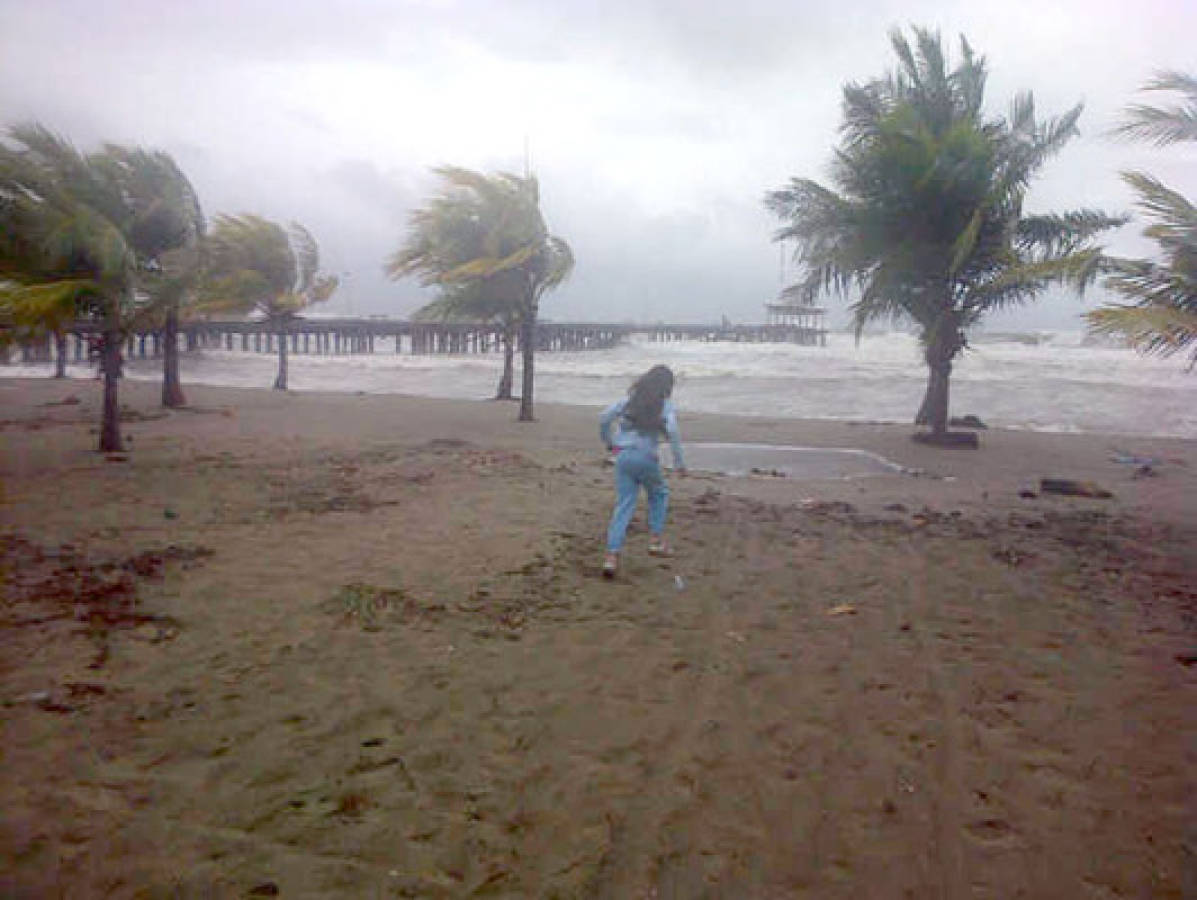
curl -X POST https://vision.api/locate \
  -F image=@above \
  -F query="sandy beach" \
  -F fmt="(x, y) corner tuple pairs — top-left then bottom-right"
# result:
(1, 376), (1194, 898)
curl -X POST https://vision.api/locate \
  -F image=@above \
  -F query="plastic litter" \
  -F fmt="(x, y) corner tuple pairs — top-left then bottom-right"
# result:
(1111, 451), (1160, 466)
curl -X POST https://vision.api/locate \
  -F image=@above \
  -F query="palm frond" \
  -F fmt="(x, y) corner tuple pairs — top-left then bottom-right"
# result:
(1086, 303), (1197, 366)
(1142, 71), (1197, 96)
(948, 206), (984, 275)
(288, 221), (320, 294)
(951, 35), (986, 117)
(412, 295), (472, 322)
(311, 274), (338, 304)
(444, 243), (539, 281)
(964, 249), (1104, 314)
(1121, 171), (1197, 243)
(0, 278), (98, 330)
(840, 82), (888, 145)
(1017, 210), (1130, 257)
(888, 28), (919, 85)
(1112, 70), (1197, 146)
(1104, 255), (1197, 312)
(529, 236), (574, 304)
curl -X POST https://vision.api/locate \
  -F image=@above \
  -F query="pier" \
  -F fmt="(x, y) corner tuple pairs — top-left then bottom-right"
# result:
(644, 323), (826, 346)
(3, 316), (827, 365)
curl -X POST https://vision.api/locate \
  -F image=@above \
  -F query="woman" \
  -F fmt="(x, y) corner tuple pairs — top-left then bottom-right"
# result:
(598, 364), (686, 577)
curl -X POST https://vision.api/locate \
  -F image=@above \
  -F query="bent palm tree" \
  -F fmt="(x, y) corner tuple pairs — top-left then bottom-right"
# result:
(412, 282), (521, 399)
(387, 166), (573, 421)
(1088, 72), (1197, 366)
(124, 153), (206, 407)
(766, 27), (1123, 435)
(0, 124), (201, 450)
(200, 214), (337, 390)
(92, 145), (206, 406)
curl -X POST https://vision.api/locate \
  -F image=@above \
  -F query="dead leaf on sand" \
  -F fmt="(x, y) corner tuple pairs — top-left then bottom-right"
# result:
(827, 604), (858, 616)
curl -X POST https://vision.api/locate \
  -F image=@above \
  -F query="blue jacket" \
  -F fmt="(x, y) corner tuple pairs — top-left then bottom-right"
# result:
(599, 397), (685, 469)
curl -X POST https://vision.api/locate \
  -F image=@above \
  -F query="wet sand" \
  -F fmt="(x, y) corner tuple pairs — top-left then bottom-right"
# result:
(1, 376), (1195, 897)
(682, 443), (906, 479)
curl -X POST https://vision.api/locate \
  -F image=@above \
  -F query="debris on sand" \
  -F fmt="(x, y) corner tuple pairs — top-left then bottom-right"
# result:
(949, 414), (988, 429)
(1110, 451), (1160, 467)
(1040, 478), (1113, 499)
(0, 536), (209, 668)
(749, 466), (787, 478)
(40, 395), (81, 407)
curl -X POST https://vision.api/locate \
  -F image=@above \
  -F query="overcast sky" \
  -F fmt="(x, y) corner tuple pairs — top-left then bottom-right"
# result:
(2, 0), (1194, 329)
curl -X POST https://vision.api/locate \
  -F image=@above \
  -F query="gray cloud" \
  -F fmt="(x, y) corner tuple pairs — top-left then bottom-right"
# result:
(2, 0), (1195, 328)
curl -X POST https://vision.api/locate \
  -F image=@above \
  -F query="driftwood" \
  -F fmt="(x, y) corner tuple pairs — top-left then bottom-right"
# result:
(949, 414), (988, 429)
(912, 431), (980, 448)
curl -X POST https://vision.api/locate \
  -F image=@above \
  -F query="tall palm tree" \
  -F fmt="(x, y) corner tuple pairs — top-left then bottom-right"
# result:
(766, 27), (1124, 436)
(0, 124), (200, 450)
(199, 213), (337, 390)
(387, 166), (574, 421)
(1087, 72), (1197, 367)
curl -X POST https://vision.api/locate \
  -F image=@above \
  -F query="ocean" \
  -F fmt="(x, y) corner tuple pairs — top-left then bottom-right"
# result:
(8, 331), (1195, 440)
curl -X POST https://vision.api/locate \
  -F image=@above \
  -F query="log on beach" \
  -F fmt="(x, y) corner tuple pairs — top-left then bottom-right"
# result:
(911, 430), (980, 448)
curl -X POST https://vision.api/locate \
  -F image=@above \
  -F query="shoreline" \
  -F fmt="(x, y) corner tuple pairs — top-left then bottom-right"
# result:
(4, 375), (1195, 528)
(5, 327), (1195, 442)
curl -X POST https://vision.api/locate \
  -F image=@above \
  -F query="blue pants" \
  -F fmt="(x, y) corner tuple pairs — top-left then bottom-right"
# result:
(606, 449), (669, 552)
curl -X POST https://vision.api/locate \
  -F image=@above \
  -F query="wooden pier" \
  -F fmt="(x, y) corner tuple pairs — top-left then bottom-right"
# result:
(644, 323), (826, 346)
(3, 316), (827, 365)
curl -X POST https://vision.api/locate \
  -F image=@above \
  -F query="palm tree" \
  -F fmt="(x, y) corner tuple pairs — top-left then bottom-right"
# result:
(766, 27), (1124, 437)
(0, 272), (88, 378)
(121, 152), (206, 407)
(0, 124), (201, 450)
(387, 166), (574, 421)
(200, 214), (338, 390)
(87, 145), (206, 406)
(1087, 72), (1197, 367)
(412, 281), (521, 400)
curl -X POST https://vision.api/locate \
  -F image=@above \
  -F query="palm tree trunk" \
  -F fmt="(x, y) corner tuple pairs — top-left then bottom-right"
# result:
(517, 311), (536, 421)
(53, 330), (68, 378)
(495, 326), (514, 399)
(161, 305), (186, 407)
(916, 361), (952, 433)
(99, 328), (123, 452)
(273, 321), (288, 391)
(915, 326), (956, 434)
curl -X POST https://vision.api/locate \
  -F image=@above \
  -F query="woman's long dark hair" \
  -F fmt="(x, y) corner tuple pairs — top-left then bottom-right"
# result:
(623, 365), (674, 436)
